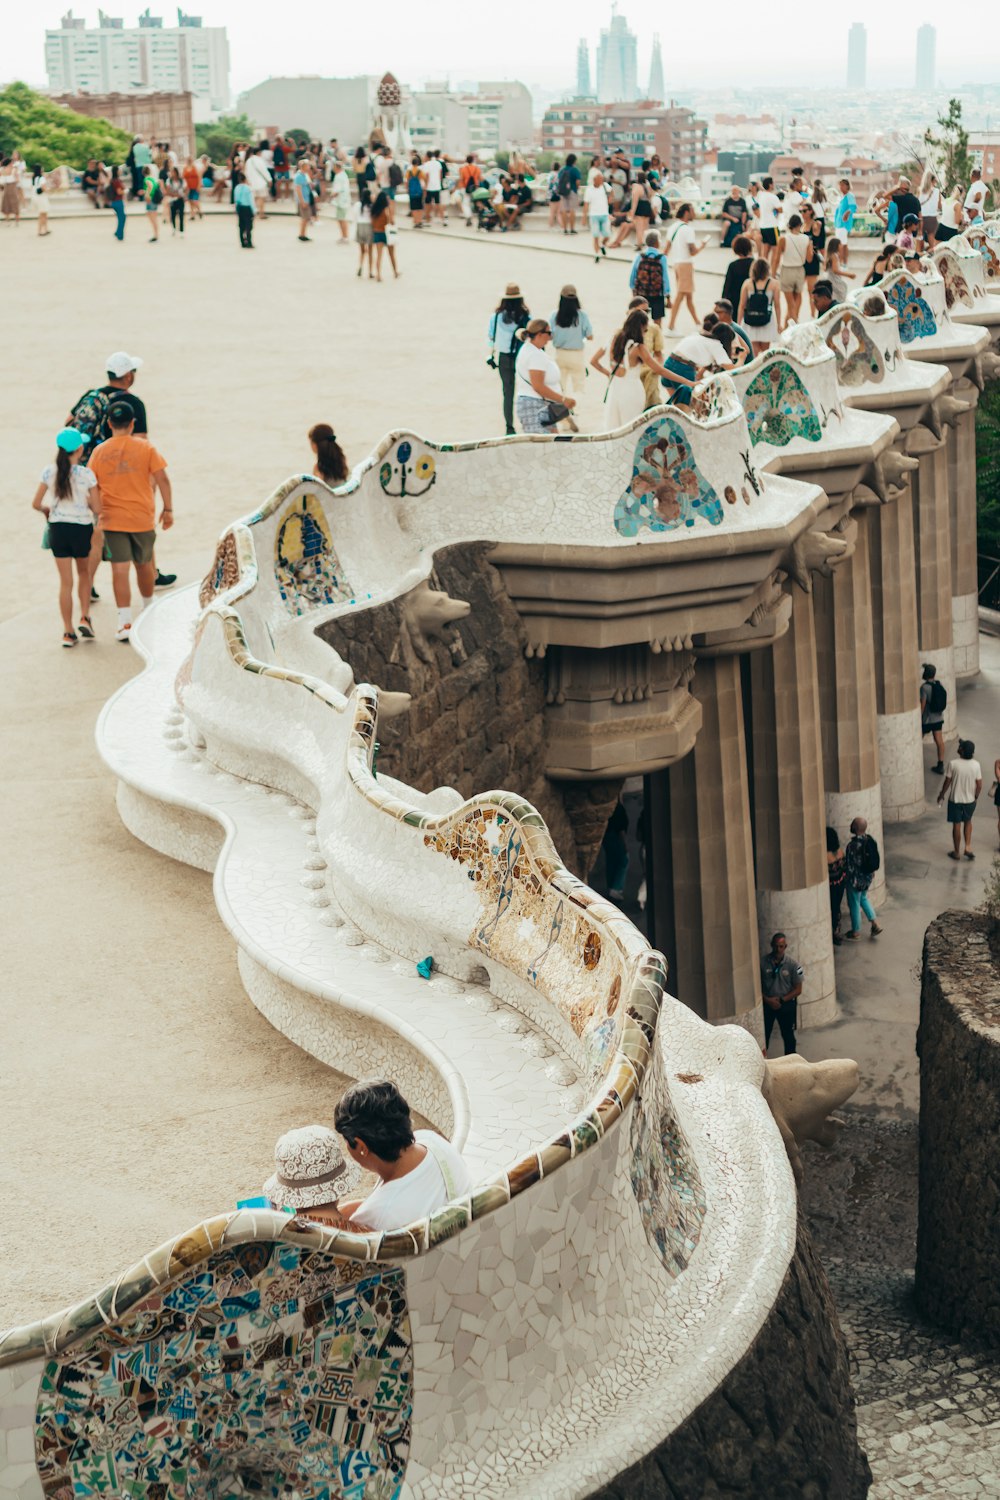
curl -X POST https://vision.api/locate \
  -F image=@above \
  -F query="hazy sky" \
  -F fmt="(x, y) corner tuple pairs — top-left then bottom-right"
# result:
(9, 2), (999, 97)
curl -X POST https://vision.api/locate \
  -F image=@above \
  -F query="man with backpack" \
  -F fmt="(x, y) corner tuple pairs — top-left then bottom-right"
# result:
(844, 817), (883, 939)
(920, 662), (947, 773)
(628, 231), (670, 325)
(66, 352), (176, 595)
(556, 153), (582, 236)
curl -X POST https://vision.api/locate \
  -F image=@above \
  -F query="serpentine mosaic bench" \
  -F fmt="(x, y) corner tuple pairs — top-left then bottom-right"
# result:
(1, 405), (855, 1497)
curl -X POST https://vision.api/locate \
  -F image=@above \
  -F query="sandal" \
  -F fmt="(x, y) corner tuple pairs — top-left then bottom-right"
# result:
(62, 631), (78, 648)
(964, 851), (975, 860)
(948, 851), (961, 860)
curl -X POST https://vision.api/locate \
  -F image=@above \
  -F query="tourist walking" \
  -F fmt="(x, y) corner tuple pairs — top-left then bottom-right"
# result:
(294, 161), (314, 242)
(721, 235), (754, 315)
(371, 189), (399, 280)
(827, 826), (847, 945)
(514, 321), (576, 433)
(309, 423), (348, 485)
(584, 170), (611, 260)
(549, 286), (593, 401)
(760, 933), (803, 1056)
(594, 309), (673, 428)
(920, 663), (947, 773)
(182, 157), (202, 220)
(87, 403), (173, 644)
(233, 171), (255, 248)
(737, 258), (779, 354)
(406, 155), (426, 227)
(844, 818), (883, 939)
(938, 740), (983, 860)
(107, 166), (126, 240)
(834, 178), (856, 237)
(142, 163), (161, 241)
(330, 159), (351, 240)
(31, 164), (51, 237)
(777, 213), (810, 323)
(243, 147), (271, 220)
(802, 204), (826, 313)
(31, 429), (102, 647)
(629, 230), (671, 325)
(755, 175), (783, 273)
(556, 154), (582, 235)
(164, 166), (185, 235)
(666, 204), (703, 331)
(422, 151), (445, 224)
(823, 237), (854, 303)
(488, 284), (531, 436)
(355, 179), (374, 278)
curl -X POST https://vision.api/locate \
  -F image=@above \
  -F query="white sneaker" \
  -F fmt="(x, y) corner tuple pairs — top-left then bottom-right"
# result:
(116, 622), (132, 643)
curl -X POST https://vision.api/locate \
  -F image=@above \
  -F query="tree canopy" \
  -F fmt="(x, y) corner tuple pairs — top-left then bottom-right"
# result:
(194, 113), (256, 162)
(923, 98), (973, 193)
(0, 81), (133, 171)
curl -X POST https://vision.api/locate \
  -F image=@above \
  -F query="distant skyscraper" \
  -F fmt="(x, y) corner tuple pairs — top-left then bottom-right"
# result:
(597, 8), (638, 104)
(846, 22), (866, 89)
(648, 33), (664, 103)
(916, 24), (936, 91)
(576, 37), (592, 98)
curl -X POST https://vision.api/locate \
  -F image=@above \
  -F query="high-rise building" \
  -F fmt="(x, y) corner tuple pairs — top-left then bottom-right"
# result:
(576, 38), (592, 98)
(44, 9), (230, 120)
(648, 33), (664, 104)
(596, 9), (638, 104)
(916, 24), (936, 91)
(846, 22), (866, 89)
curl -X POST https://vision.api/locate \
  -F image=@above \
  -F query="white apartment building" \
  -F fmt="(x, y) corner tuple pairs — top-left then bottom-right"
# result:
(405, 82), (533, 158)
(45, 11), (230, 121)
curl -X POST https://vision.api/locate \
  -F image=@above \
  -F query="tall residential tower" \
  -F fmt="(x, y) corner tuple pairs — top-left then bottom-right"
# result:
(596, 9), (638, 104)
(576, 37), (592, 98)
(44, 9), (230, 119)
(916, 24), (936, 90)
(846, 22), (866, 89)
(648, 33), (664, 103)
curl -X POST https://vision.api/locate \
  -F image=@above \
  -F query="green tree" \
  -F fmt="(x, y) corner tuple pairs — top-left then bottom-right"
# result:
(0, 81), (132, 171)
(286, 127), (310, 148)
(194, 112), (256, 162)
(977, 381), (1000, 557)
(923, 97), (973, 192)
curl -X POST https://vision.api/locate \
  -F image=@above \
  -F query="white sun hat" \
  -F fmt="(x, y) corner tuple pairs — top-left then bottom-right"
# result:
(264, 1124), (362, 1210)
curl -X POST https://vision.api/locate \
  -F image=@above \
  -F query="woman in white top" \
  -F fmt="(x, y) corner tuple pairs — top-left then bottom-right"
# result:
(31, 428), (102, 647)
(592, 308), (674, 431)
(777, 213), (810, 323)
(823, 236), (855, 303)
(919, 172), (942, 248)
(515, 319), (577, 433)
(936, 184), (965, 243)
(31, 162), (51, 237)
(737, 257), (779, 353)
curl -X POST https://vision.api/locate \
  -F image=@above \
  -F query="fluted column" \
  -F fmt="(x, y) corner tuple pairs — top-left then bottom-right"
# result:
(812, 512), (885, 903)
(909, 427), (957, 738)
(648, 656), (761, 1040)
(749, 585), (834, 1027)
(867, 483), (924, 823)
(946, 395), (980, 678)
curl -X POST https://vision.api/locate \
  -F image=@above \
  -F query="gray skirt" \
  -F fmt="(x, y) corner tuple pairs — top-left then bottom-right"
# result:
(356, 220), (374, 245)
(517, 394), (549, 433)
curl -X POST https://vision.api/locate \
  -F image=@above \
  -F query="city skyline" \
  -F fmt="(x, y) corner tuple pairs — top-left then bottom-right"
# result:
(5, 3), (997, 98)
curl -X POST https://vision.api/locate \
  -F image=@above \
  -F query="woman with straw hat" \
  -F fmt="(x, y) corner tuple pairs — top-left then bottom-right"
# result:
(264, 1124), (366, 1228)
(487, 282), (531, 435)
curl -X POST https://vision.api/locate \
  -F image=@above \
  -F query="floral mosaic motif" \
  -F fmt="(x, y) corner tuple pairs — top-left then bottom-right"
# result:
(742, 361), (823, 446)
(935, 252), (973, 310)
(613, 416), (724, 537)
(825, 310), (886, 387)
(378, 440), (436, 498)
(422, 803), (627, 1071)
(33, 1241), (412, 1500)
(630, 1078), (707, 1278)
(199, 530), (241, 608)
(967, 229), (999, 279)
(884, 279), (938, 343)
(275, 493), (351, 616)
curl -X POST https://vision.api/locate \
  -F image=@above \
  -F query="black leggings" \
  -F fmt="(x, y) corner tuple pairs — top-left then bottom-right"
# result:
(170, 198), (185, 232)
(237, 206), (254, 247)
(498, 352), (517, 435)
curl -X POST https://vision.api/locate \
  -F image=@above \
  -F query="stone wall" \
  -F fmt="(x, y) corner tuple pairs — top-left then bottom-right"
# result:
(915, 909), (1000, 1344)
(317, 543), (621, 879)
(588, 1215), (872, 1499)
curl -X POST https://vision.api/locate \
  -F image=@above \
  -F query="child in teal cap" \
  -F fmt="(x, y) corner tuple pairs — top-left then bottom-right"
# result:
(31, 428), (102, 647)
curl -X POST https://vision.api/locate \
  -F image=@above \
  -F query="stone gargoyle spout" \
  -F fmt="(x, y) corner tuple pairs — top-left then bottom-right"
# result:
(763, 1055), (860, 1184)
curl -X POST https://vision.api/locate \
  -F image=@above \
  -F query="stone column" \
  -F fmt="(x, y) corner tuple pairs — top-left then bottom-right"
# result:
(648, 655), (761, 1039)
(866, 484), (924, 823)
(908, 427), (957, 738)
(749, 586), (835, 1028)
(946, 396), (980, 679)
(812, 512), (885, 903)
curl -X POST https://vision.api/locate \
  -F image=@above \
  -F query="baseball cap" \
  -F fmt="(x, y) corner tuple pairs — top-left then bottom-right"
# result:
(56, 427), (85, 453)
(106, 351), (143, 377)
(902, 214), (919, 226)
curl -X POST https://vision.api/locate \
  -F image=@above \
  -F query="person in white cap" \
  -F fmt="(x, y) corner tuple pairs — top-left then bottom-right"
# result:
(264, 1124), (365, 1228)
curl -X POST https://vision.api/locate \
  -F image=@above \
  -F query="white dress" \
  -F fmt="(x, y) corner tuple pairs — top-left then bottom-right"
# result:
(603, 353), (647, 431)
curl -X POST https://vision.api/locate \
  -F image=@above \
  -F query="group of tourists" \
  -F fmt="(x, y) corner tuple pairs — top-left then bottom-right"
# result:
(32, 352), (175, 648)
(261, 1079), (472, 1233)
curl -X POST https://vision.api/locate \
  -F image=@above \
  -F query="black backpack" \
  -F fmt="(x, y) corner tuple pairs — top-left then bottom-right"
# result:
(388, 161), (404, 189)
(557, 165), (575, 197)
(743, 277), (773, 328)
(68, 387), (113, 457)
(929, 679), (947, 714)
(859, 834), (880, 875)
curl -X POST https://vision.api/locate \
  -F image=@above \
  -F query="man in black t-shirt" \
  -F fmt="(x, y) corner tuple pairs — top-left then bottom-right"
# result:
(891, 176), (922, 230)
(720, 189), (747, 247)
(81, 160), (102, 207)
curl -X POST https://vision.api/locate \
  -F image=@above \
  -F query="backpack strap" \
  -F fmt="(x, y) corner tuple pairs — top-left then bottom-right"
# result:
(422, 1137), (461, 1200)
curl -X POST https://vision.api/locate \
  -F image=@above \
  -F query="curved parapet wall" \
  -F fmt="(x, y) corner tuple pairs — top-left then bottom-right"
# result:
(727, 334), (843, 459)
(0, 419), (871, 1495)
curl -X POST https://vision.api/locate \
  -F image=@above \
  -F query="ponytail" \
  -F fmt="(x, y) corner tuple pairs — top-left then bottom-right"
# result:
(308, 422), (348, 484)
(54, 447), (73, 501)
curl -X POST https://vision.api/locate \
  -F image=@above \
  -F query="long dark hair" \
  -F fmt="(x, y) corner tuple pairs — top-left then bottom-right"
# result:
(554, 293), (581, 329)
(309, 423), (348, 484)
(53, 448), (74, 501)
(611, 309), (648, 365)
(371, 189), (389, 217)
(496, 296), (529, 323)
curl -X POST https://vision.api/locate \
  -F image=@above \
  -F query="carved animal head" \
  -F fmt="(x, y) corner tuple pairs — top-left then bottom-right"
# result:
(403, 581), (471, 639)
(763, 1055), (860, 1182)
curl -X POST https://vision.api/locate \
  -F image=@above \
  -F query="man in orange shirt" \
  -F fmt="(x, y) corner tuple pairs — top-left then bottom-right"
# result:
(88, 402), (173, 643)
